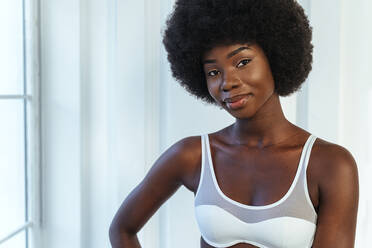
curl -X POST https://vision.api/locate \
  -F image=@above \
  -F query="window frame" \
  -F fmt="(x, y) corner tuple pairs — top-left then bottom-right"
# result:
(0, 0), (41, 247)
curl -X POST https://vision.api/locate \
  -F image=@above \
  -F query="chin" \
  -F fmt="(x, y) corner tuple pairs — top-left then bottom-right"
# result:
(227, 107), (257, 120)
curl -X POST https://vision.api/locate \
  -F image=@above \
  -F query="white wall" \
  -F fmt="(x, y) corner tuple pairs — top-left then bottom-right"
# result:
(307, 0), (342, 142)
(40, 0), (158, 247)
(339, 0), (372, 246)
(40, 0), (81, 247)
(39, 0), (371, 247)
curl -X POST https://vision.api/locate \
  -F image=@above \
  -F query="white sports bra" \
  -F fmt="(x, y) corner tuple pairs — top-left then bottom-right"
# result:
(194, 133), (318, 248)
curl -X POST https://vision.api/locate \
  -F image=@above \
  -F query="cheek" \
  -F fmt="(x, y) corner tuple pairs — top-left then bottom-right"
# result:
(206, 81), (222, 102)
(206, 80), (219, 94)
(241, 65), (263, 82)
(240, 65), (274, 89)
(239, 70), (259, 88)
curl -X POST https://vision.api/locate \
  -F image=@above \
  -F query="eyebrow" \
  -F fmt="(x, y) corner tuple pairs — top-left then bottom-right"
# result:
(203, 46), (251, 64)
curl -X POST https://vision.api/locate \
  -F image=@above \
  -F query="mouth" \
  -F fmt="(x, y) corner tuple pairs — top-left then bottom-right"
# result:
(223, 93), (253, 103)
(223, 94), (253, 110)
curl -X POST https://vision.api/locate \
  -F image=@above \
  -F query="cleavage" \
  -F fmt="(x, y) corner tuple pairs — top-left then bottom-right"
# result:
(210, 143), (301, 206)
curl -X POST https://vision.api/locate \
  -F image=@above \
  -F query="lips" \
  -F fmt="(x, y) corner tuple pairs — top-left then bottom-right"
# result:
(224, 93), (252, 103)
(223, 94), (252, 110)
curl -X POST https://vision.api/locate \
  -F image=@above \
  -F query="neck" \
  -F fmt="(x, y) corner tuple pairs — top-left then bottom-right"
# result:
(228, 94), (298, 148)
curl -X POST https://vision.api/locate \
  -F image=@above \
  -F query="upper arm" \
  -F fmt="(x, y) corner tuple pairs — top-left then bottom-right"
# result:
(312, 145), (359, 247)
(110, 135), (201, 235)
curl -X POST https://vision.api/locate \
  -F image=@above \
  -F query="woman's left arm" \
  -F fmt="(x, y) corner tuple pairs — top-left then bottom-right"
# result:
(312, 145), (359, 248)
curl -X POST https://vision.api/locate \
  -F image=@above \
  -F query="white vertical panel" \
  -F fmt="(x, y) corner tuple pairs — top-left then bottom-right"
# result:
(115, 0), (146, 195)
(24, 0), (42, 246)
(105, 0), (123, 246)
(306, 0), (341, 142)
(79, 0), (112, 247)
(158, 2), (173, 247)
(309, 1), (338, 137)
(40, 0), (81, 247)
(339, 0), (372, 246)
(115, 0), (147, 245)
(295, 0), (311, 130)
(143, 0), (162, 246)
(79, 1), (89, 247)
(79, 0), (163, 246)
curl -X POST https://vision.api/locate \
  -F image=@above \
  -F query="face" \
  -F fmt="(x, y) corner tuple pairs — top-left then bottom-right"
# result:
(202, 43), (276, 119)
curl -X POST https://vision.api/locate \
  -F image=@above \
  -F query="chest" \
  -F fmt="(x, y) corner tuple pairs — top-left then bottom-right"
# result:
(190, 143), (319, 212)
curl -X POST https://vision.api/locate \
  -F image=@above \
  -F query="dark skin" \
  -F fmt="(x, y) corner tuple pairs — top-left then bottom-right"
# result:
(109, 43), (359, 248)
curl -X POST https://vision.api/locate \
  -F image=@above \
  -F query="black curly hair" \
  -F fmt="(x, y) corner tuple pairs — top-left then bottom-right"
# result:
(162, 0), (313, 105)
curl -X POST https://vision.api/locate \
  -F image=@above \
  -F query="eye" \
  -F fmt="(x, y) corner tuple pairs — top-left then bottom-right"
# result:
(237, 59), (252, 68)
(207, 69), (220, 77)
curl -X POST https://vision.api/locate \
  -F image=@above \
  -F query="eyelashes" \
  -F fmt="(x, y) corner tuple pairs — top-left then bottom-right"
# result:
(237, 58), (251, 68)
(207, 69), (220, 77)
(206, 58), (252, 77)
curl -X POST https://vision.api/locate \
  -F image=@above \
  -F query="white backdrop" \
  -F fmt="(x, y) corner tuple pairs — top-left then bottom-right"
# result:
(39, 0), (371, 247)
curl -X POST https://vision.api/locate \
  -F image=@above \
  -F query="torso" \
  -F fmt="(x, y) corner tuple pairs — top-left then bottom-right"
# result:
(182, 126), (335, 248)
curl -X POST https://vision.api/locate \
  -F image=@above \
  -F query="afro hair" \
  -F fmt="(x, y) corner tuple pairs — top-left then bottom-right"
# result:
(162, 0), (313, 105)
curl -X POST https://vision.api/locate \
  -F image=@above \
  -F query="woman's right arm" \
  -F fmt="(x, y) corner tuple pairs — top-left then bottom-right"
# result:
(109, 231), (141, 248)
(109, 136), (201, 247)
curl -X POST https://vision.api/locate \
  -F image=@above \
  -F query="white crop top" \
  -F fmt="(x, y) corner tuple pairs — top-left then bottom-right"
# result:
(194, 133), (318, 248)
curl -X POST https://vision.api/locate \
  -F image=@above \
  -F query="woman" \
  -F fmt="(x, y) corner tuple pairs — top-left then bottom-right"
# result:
(109, 0), (359, 247)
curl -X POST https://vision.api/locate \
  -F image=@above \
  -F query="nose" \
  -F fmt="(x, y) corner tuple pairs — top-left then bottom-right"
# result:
(221, 72), (240, 92)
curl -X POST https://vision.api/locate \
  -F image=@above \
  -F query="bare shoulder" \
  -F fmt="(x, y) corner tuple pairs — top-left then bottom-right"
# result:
(140, 134), (202, 193)
(309, 138), (359, 210)
(146, 135), (202, 187)
(310, 137), (359, 247)
(171, 135), (202, 162)
(169, 135), (203, 191)
(311, 137), (358, 175)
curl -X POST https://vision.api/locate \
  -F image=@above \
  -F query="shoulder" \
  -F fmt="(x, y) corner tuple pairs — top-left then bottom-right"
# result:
(312, 137), (358, 175)
(165, 135), (202, 189)
(168, 135), (202, 164)
(310, 137), (359, 246)
(311, 137), (359, 195)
